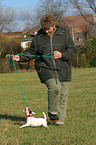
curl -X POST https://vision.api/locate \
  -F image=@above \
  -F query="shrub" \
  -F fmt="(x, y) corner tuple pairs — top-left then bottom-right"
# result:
(79, 54), (90, 68)
(0, 34), (23, 73)
(78, 37), (96, 68)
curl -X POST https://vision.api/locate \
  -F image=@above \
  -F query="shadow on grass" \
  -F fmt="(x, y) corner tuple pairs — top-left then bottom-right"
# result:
(0, 114), (50, 127)
(0, 114), (26, 124)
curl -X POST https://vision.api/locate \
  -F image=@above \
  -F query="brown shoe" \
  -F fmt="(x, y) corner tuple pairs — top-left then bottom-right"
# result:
(48, 118), (58, 125)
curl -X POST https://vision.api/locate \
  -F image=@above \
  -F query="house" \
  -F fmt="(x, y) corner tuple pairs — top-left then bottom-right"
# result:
(56, 14), (94, 46)
(21, 27), (41, 49)
(22, 27), (41, 36)
(22, 14), (95, 48)
(3, 14), (95, 48)
(21, 35), (34, 50)
(3, 31), (23, 39)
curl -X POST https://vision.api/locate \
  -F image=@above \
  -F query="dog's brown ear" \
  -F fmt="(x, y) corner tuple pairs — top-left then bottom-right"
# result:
(29, 109), (32, 114)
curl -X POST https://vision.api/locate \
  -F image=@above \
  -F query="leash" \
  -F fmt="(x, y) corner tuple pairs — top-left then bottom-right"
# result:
(12, 58), (28, 107)
(12, 52), (54, 107)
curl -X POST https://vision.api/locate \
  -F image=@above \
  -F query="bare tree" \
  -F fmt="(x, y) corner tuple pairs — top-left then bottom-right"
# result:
(69, 0), (96, 25)
(20, 0), (68, 28)
(20, 9), (37, 29)
(35, 0), (68, 19)
(0, 4), (16, 32)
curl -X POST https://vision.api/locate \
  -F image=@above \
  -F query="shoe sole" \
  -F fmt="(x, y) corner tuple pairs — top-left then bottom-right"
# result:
(48, 119), (59, 124)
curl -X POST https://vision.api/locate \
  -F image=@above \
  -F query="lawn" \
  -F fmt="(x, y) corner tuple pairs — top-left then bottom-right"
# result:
(0, 68), (96, 145)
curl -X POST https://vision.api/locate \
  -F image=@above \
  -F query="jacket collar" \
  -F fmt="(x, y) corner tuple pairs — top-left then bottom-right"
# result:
(37, 25), (65, 36)
(55, 26), (65, 35)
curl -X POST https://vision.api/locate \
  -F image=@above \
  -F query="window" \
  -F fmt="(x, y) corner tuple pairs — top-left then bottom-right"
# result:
(77, 37), (84, 42)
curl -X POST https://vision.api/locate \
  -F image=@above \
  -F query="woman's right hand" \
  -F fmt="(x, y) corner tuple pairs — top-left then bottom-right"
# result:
(12, 55), (20, 61)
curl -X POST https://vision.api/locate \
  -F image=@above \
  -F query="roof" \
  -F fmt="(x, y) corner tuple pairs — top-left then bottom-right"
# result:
(2, 31), (23, 39)
(56, 14), (94, 28)
(22, 27), (41, 35)
(4, 31), (22, 35)
(22, 14), (94, 34)
(21, 37), (34, 42)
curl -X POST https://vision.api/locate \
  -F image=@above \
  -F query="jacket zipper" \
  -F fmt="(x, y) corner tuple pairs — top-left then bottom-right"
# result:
(50, 38), (59, 83)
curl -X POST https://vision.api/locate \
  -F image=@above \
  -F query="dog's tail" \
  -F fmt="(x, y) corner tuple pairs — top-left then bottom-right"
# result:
(43, 112), (47, 120)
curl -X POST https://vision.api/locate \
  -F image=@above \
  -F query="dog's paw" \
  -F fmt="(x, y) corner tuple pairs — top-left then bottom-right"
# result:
(19, 126), (22, 128)
(46, 125), (49, 128)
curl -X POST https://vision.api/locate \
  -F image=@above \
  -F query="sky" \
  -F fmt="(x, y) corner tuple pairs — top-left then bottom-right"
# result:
(1, 0), (96, 31)
(2, 0), (96, 17)
(2, 0), (76, 20)
(1, 0), (74, 31)
(2, 0), (38, 9)
(1, 0), (39, 31)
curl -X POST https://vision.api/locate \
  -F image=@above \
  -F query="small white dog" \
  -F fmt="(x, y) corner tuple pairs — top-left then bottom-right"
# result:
(19, 107), (48, 128)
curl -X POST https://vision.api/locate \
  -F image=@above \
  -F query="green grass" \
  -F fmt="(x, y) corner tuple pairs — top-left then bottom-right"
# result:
(0, 68), (96, 145)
